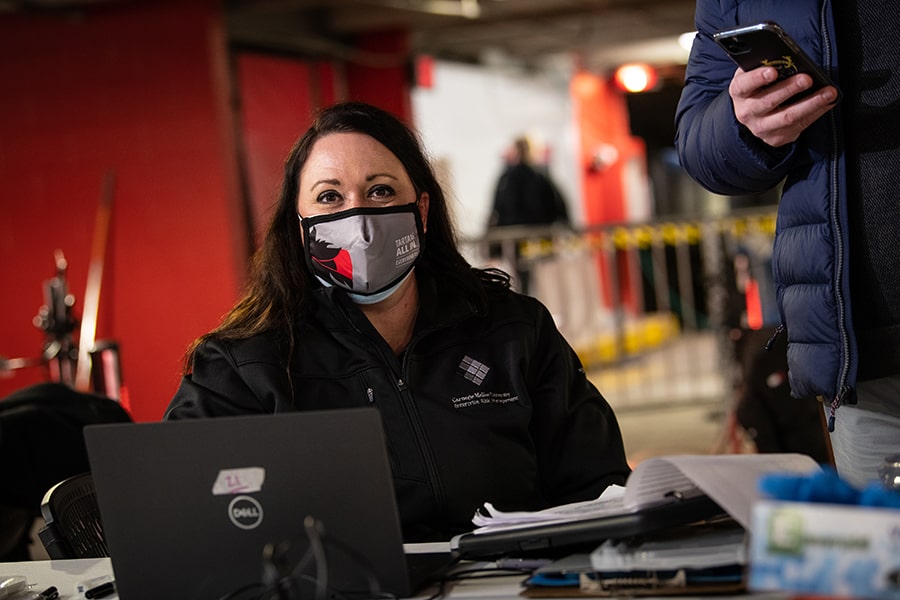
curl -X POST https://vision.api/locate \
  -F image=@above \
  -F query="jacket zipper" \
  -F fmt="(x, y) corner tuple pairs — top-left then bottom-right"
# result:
(347, 308), (447, 513)
(399, 339), (447, 513)
(821, 0), (850, 432)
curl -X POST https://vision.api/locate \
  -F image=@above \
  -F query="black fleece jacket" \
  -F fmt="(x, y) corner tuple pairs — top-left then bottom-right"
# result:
(164, 274), (630, 542)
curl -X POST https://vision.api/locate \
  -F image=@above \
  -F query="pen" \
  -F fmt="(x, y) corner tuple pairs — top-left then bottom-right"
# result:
(84, 581), (116, 599)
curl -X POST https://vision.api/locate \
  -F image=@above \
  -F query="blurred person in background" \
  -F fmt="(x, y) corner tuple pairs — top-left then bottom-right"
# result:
(488, 136), (569, 229)
(487, 136), (569, 294)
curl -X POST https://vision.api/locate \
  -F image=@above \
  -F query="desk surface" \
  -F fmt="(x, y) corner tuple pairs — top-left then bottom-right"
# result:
(0, 558), (790, 600)
(2, 558), (117, 599)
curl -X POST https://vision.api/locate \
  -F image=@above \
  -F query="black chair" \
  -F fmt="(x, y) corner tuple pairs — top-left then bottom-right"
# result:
(38, 472), (108, 559)
(0, 382), (130, 560)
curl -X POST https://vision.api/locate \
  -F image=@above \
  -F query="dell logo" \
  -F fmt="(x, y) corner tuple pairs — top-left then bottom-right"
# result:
(228, 495), (264, 530)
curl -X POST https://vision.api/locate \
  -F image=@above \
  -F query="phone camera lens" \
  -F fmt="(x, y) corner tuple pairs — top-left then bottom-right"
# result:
(724, 37), (749, 54)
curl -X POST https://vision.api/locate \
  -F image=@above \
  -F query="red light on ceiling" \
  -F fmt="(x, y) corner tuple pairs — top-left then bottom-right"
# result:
(613, 63), (658, 93)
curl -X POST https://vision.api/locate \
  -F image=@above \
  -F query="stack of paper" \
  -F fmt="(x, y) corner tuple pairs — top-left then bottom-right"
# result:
(472, 486), (626, 533)
(471, 452), (820, 533)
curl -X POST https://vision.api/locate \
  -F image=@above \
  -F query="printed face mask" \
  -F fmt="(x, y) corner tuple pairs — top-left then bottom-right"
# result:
(298, 202), (424, 302)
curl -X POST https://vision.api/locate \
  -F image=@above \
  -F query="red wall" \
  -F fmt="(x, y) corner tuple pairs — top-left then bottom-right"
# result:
(235, 45), (410, 243)
(236, 54), (320, 244)
(570, 70), (648, 313)
(571, 70), (645, 226)
(0, 2), (246, 421)
(345, 30), (412, 123)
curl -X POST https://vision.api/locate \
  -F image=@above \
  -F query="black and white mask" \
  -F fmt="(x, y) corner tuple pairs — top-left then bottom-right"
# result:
(298, 202), (424, 304)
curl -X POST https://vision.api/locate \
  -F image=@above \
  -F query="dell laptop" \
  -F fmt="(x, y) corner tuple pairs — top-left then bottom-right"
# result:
(84, 408), (455, 600)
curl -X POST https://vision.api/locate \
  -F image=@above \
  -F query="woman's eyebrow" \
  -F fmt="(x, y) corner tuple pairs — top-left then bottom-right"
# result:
(310, 173), (398, 191)
(310, 178), (340, 191)
(366, 172), (399, 182)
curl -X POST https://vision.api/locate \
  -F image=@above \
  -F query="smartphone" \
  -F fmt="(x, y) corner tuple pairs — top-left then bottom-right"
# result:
(713, 21), (840, 102)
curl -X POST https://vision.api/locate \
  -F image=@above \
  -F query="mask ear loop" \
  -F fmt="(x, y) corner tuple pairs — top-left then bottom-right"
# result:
(414, 193), (429, 232)
(296, 213), (306, 242)
(295, 213), (318, 282)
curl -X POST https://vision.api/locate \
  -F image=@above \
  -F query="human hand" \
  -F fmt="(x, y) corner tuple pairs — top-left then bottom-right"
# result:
(729, 66), (839, 147)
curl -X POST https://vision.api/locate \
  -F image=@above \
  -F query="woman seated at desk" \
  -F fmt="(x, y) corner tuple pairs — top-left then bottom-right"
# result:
(164, 102), (630, 542)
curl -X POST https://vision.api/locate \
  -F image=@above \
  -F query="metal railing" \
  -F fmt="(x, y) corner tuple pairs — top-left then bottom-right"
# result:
(460, 207), (778, 412)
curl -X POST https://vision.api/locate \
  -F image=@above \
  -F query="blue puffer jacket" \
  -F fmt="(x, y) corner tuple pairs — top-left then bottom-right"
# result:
(675, 0), (854, 425)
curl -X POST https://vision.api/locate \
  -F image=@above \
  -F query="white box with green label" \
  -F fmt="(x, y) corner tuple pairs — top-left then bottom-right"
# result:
(749, 500), (900, 598)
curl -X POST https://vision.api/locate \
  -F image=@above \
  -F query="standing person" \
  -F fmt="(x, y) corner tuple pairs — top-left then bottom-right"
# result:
(489, 136), (569, 229)
(165, 102), (630, 542)
(675, 0), (900, 487)
(487, 136), (569, 293)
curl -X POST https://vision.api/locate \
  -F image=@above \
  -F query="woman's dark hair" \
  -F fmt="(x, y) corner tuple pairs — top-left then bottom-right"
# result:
(184, 101), (508, 371)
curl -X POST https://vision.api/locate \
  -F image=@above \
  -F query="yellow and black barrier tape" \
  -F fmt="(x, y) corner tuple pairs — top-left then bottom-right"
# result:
(510, 212), (777, 259)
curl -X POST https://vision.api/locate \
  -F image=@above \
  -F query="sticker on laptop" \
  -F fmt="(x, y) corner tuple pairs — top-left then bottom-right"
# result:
(212, 467), (265, 495)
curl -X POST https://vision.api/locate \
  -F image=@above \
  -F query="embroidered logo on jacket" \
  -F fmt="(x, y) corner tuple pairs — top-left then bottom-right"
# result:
(458, 355), (490, 385)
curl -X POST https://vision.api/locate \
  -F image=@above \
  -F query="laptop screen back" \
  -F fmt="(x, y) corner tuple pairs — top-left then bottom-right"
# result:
(85, 408), (416, 600)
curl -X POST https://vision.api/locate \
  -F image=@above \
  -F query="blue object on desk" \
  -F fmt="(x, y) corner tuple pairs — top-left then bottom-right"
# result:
(525, 572), (581, 587)
(526, 566), (745, 594)
(758, 467), (900, 508)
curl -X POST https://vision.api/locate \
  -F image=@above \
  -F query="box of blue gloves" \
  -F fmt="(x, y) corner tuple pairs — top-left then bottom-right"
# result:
(749, 468), (900, 599)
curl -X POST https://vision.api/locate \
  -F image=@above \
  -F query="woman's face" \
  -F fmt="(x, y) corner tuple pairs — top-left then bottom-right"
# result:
(297, 132), (428, 226)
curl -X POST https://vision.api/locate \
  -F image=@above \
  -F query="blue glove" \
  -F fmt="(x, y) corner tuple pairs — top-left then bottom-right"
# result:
(758, 467), (900, 508)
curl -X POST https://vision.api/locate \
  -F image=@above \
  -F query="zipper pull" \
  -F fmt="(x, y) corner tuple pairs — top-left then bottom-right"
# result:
(827, 386), (849, 433)
(764, 323), (785, 352)
(397, 377), (408, 391)
(366, 387), (375, 405)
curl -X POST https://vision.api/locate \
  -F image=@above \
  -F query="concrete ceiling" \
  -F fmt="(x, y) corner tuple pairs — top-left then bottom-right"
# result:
(0, 0), (699, 73)
(225, 0), (699, 73)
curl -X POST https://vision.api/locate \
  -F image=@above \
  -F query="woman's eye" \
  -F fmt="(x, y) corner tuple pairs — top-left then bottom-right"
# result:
(369, 185), (395, 200)
(316, 190), (342, 204)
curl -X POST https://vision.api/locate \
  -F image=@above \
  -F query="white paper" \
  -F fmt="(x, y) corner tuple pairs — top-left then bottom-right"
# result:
(469, 453), (821, 532)
(472, 485), (626, 528)
(648, 453), (820, 528)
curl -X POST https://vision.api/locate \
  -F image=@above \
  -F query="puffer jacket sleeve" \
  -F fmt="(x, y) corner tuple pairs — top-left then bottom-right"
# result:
(164, 337), (289, 419)
(527, 300), (631, 505)
(674, 0), (796, 195)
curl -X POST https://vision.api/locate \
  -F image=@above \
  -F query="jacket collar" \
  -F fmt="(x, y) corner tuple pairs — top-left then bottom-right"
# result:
(309, 268), (479, 334)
